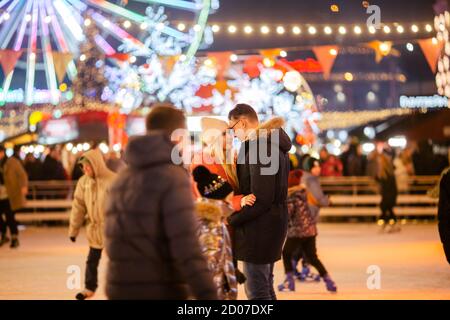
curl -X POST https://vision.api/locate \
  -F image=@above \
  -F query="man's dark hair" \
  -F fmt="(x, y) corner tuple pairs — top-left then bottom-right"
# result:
(228, 103), (258, 122)
(146, 103), (186, 135)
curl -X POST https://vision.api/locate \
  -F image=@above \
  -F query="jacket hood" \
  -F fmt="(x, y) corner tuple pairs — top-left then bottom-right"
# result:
(81, 149), (115, 179)
(195, 200), (223, 223)
(125, 132), (175, 169)
(251, 117), (292, 153)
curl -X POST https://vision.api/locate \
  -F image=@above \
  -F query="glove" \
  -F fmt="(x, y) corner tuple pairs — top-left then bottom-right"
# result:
(70, 237), (76, 243)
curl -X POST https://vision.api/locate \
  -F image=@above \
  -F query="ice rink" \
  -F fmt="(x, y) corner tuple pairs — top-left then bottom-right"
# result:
(0, 223), (449, 300)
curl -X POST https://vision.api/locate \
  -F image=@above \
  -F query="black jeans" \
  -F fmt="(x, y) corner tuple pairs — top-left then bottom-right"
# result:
(0, 199), (18, 236)
(282, 236), (328, 277)
(85, 248), (102, 292)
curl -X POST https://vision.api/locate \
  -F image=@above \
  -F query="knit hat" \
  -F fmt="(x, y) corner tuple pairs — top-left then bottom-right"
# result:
(303, 157), (320, 172)
(193, 165), (233, 199)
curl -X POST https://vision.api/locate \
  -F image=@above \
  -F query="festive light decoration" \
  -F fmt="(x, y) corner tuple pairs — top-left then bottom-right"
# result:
(0, 0), (219, 105)
(318, 109), (414, 130)
(435, 8), (450, 97)
(204, 22), (433, 37)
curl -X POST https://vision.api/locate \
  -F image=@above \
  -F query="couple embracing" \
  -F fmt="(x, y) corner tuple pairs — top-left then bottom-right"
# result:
(196, 103), (292, 300)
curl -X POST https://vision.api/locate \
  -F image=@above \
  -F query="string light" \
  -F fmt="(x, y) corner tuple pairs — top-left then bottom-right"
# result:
(201, 22), (433, 37)
(25, 14), (32, 22)
(261, 25), (270, 34)
(308, 26), (317, 35)
(140, 22), (148, 30)
(129, 56), (137, 63)
(432, 37), (438, 45)
(280, 50), (287, 58)
(123, 20), (131, 29)
(177, 23), (186, 31)
(276, 26), (285, 34)
(230, 54), (238, 62)
(84, 18), (91, 27)
(228, 25), (237, 33)
(244, 25), (253, 34)
(212, 24), (220, 33)
(329, 48), (338, 56)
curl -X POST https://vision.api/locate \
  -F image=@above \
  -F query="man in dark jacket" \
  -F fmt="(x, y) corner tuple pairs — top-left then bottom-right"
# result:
(104, 104), (217, 300)
(227, 104), (292, 300)
(438, 168), (450, 264)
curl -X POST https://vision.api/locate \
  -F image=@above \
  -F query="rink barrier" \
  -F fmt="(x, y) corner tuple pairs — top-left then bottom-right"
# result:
(15, 176), (440, 222)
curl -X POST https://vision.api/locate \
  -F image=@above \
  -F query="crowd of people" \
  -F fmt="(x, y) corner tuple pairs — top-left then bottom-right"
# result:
(0, 102), (449, 300)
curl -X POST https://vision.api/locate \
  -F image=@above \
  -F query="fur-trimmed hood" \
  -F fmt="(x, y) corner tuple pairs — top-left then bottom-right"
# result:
(195, 199), (226, 222)
(248, 117), (292, 153)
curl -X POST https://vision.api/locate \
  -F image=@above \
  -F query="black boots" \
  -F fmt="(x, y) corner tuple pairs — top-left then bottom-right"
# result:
(10, 235), (19, 249)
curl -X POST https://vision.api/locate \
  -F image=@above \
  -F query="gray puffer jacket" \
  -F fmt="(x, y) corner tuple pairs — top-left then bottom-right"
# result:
(104, 132), (217, 300)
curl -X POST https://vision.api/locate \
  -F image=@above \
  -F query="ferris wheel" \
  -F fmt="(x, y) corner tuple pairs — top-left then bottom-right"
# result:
(0, 0), (219, 105)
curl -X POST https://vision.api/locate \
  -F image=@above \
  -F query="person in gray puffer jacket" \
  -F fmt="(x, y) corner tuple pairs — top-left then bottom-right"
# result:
(104, 105), (217, 300)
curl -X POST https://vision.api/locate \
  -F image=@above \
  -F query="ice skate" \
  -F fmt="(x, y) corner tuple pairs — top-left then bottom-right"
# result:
(277, 272), (295, 292)
(323, 275), (337, 293)
(10, 236), (19, 249)
(75, 289), (95, 300)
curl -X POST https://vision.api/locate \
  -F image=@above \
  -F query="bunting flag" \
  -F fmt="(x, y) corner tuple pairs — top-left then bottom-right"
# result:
(108, 52), (130, 62)
(418, 38), (444, 73)
(312, 45), (339, 79)
(52, 52), (73, 83)
(367, 41), (396, 63)
(0, 49), (22, 76)
(207, 51), (232, 79)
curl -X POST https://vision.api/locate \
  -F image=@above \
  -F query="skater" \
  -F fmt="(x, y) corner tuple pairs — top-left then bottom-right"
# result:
(0, 145), (28, 249)
(227, 104), (291, 300)
(105, 104), (217, 300)
(278, 168), (337, 293)
(193, 165), (256, 299)
(368, 150), (399, 232)
(191, 117), (250, 284)
(69, 149), (116, 300)
(438, 167), (450, 264)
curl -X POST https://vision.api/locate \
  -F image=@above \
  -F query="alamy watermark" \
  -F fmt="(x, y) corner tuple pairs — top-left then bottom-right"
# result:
(366, 5), (381, 29)
(366, 265), (382, 290)
(170, 128), (282, 176)
(66, 265), (81, 290)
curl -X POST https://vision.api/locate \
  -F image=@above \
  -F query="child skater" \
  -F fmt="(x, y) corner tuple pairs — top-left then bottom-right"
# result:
(69, 149), (116, 300)
(278, 166), (337, 293)
(193, 165), (256, 299)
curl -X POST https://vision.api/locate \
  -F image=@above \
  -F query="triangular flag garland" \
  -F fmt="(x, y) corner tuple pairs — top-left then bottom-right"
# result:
(52, 52), (73, 83)
(207, 51), (232, 79)
(312, 45), (339, 80)
(418, 38), (444, 73)
(0, 50), (23, 76)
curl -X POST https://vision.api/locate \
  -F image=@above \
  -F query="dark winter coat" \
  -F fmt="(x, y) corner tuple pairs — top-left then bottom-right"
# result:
(438, 169), (450, 264)
(228, 117), (292, 264)
(286, 186), (317, 238)
(42, 156), (66, 180)
(104, 132), (217, 300)
(378, 175), (398, 210)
